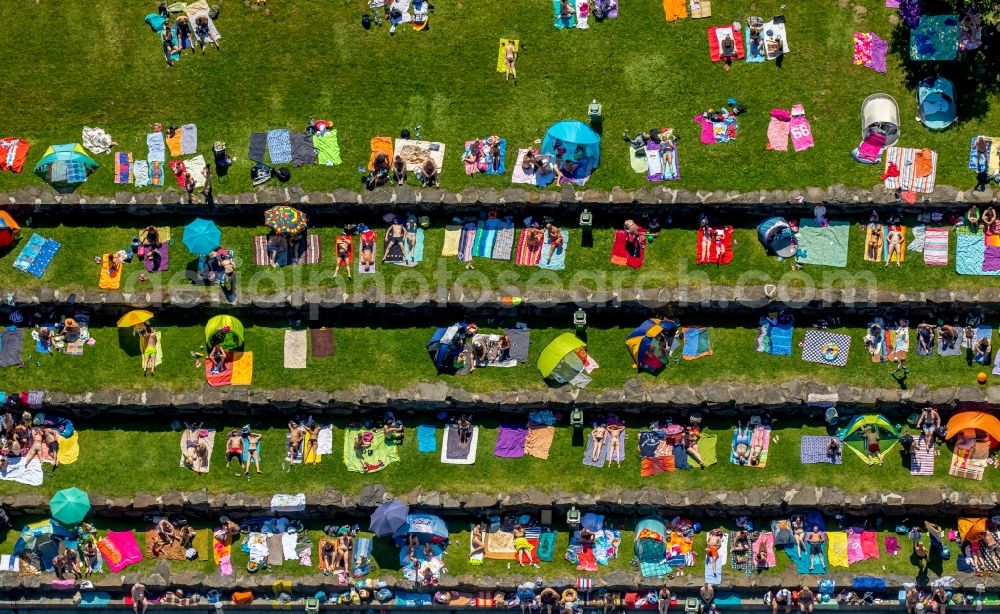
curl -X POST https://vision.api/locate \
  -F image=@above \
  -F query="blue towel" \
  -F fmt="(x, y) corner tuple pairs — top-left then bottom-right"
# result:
(417, 425), (437, 453)
(147, 132), (166, 163)
(79, 592), (112, 608)
(395, 592), (433, 606)
(682, 328), (703, 357)
(267, 129), (293, 164)
(13, 234), (60, 278)
(970, 136), (991, 172)
(476, 219), (500, 258)
(956, 233), (1000, 276)
(852, 576), (887, 590)
(745, 27), (766, 62)
(770, 322), (794, 356)
(783, 542), (827, 574)
(538, 230), (569, 270)
(405, 227), (425, 263)
(553, 0), (577, 28)
(485, 138), (507, 175)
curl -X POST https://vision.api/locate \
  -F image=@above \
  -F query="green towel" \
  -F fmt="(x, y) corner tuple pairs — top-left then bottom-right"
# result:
(699, 433), (718, 467)
(537, 531), (556, 561)
(314, 130), (342, 166)
(343, 427), (399, 473)
(796, 219), (849, 268)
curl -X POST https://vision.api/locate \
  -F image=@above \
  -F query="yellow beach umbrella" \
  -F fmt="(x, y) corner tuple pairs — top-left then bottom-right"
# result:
(116, 310), (154, 328)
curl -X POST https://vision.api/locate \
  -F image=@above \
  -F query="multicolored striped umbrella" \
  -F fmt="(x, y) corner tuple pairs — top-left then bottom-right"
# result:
(264, 206), (308, 235)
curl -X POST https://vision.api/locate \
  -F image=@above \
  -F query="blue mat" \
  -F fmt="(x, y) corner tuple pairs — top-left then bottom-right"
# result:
(79, 592), (112, 608)
(485, 138), (507, 175)
(267, 129), (293, 164)
(13, 234), (60, 278)
(745, 27), (766, 62)
(910, 15), (959, 61)
(770, 322), (794, 356)
(784, 541), (828, 574)
(475, 219), (500, 258)
(553, 0), (577, 28)
(417, 425), (437, 453)
(539, 230), (569, 270)
(956, 233), (1000, 276)
(404, 227), (425, 263)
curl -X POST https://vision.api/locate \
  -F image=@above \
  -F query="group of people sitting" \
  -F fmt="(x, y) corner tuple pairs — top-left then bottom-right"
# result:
(20, 522), (101, 580)
(320, 529), (355, 576)
(915, 313), (992, 364)
(265, 229), (308, 268)
(32, 316), (84, 355)
(520, 139), (590, 185)
(199, 247), (237, 291)
(156, 3), (221, 68)
(370, 152), (439, 189)
(150, 517), (198, 559)
(463, 135), (504, 173)
(0, 407), (62, 474)
(449, 323), (513, 371)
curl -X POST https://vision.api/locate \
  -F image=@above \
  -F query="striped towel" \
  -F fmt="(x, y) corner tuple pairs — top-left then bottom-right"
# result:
(457, 223), (477, 262)
(923, 227), (949, 265)
(909, 439), (935, 476)
(949, 440), (990, 480)
(883, 146), (937, 194)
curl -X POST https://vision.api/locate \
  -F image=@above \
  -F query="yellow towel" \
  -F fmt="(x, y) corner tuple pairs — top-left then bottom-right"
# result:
(442, 225), (461, 257)
(886, 225), (906, 264)
(57, 432), (80, 465)
(863, 225), (883, 262)
(497, 39), (519, 72)
(99, 254), (122, 290)
(139, 226), (171, 243)
(988, 136), (1000, 175)
(664, 0), (688, 20)
(166, 132), (183, 157)
(231, 352), (254, 386)
(827, 531), (849, 568)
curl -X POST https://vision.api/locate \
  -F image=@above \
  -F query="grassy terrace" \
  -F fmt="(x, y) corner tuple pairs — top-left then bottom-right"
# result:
(1, 315), (997, 395)
(0, 1), (996, 196)
(2, 418), (995, 498)
(0, 214), (987, 296)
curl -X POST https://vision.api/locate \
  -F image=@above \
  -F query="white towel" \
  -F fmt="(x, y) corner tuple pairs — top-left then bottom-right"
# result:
(248, 532), (269, 561)
(82, 127), (114, 155)
(180, 124), (198, 155)
(0, 555), (20, 572)
(271, 493), (306, 513)
(184, 154), (207, 188)
(132, 160), (150, 186)
(147, 132), (166, 163)
(317, 425), (334, 455)
(390, 0), (413, 22)
(281, 532), (299, 560)
(0, 457), (43, 486)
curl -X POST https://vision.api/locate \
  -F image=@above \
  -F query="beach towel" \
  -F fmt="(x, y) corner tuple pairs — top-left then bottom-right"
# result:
(485, 138), (507, 175)
(463, 140), (484, 174)
(767, 109), (790, 151)
(395, 138), (446, 172)
(827, 532), (849, 568)
(516, 228), (544, 266)
(267, 129), (292, 164)
(539, 229), (569, 270)
(147, 132), (166, 163)
(950, 439), (990, 480)
(957, 232), (1000, 276)
(511, 149), (541, 185)
(645, 141), (679, 181)
(682, 326), (712, 360)
(689, 0), (710, 17)
(495, 424), (528, 458)
(358, 230), (378, 274)
(583, 427), (626, 467)
(763, 17), (790, 59)
(417, 425), (437, 453)
(746, 25), (766, 61)
(165, 129), (183, 157)
(99, 254), (122, 290)
(442, 425), (479, 464)
(309, 327), (335, 358)
(231, 351), (253, 385)
(696, 226), (733, 265)
(284, 329), (307, 369)
(555, 0), (577, 28)
(752, 533), (776, 568)
(290, 131), (317, 167)
(525, 425), (556, 459)
(883, 147), (937, 195)
(132, 160), (150, 186)
(854, 32), (888, 72)
(179, 428), (215, 473)
(99, 531), (143, 573)
(204, 352), (233, 387)
(0, 328), (24, 367)
(800, 435), (842, 464)
(491, 221), (515, 260)
(458, 222), (477, 262)
(0, 137), (30, 173)
(925, 227), (949, 266)
(705, 533), (729, 584)
(910, 438), (935, 476)
(313, 129), (342, 166)
(474, 220), (497, 258)
(248, 132), (267, 163)
(0, 456), (43, 486)
(180, 123), (197, 155)
(854, 132), (886, 164)
(708, 24), (745, 61)
(784, 540), (827, 574)
(757, 317), (794, 356)
(629, 144), (649, 174)
(801, 330), (850, 367)
(138, 242), (169, 272)
(13, 234), (60, 278)
(343, 428), (399, 473)
(497, 39), (519, 72)
(797, 219), (849, 268)
(610, 228), (646, 269)
(113, 152), (132, 184)
(441, 225), (461, 257)
(790, 104), (814, 151)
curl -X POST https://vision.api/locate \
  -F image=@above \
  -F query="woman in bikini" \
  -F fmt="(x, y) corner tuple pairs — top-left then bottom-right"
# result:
(748, 424), (767, 466)
(335, 533), (353, 571)
(157, 519), (177, 545)
(544, 223), (564, 264)
(405, 216), (419, 255)
(333, 234), (352, 279)
(682, 426), (707, 469)
(733, 422), (751, 465)
(525, 226), (544, 258)
(471, 523), (485, 556)
(606, 422), (625, 467)
(590, 424), (608, 462)
(82, 541), (99, 577)
(885, 225), (903, 267)
(243, 430), (262, 476)
(791, 515), (806, 556)
(700, 222), (713, 263)
(321, 539), (336, 574)
(504, 40), (517, 83)
(360, 231), (375, 273)
(304, 422), (320, 461)
(866, 222), (882, 261)
(22, 427), (44, 468)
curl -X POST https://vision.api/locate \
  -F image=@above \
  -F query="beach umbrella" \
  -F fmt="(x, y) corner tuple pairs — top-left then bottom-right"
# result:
(116, 310), (154, 328)
(263, 206), (308, 235)
(49, 487), (90, 525)
(369, 499), (409, 536)
(182, 218), (222, 256)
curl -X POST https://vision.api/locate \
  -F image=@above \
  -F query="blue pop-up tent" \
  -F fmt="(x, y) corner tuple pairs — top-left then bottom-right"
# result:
(917, 76), (957, 130)
(33, 144), (98, 189)
(542, 120), (601, 167)
(757, 217), (799, 258)
(427, 323), (468, 373)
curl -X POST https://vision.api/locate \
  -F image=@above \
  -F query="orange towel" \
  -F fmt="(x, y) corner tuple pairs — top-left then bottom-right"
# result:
(99, 254), (122, 290)
(915, 148), (934, 178)
(166, 132), (183, 157)
(368, 137), (393, 171)
(231, 351), (254, 385)
(318, 538), (337, 571)
(663, 0), (687, 21)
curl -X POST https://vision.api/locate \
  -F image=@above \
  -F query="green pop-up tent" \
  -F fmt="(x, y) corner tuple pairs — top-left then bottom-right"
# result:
(538, 333), (597, 388)
(205, 315), (244, 351)
(33, 144), (99, 189)
(837, 414), (900, 466)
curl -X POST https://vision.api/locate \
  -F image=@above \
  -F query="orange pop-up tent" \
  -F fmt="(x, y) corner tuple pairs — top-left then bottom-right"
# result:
(958, 517), (987, 542)
(945, 411), (1000, 446)
(0, 210), (20, 248)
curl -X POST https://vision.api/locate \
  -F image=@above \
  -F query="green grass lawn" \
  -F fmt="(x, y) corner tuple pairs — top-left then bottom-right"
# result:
(0, 511), (953, 584)
(0, 1), (994, 196)
(3, 417), (995, 499)
(0, 213), (987, 296)
(3, 315), (997, 395)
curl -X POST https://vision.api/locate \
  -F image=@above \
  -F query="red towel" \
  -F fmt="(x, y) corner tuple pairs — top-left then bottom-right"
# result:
(860, 531), (880, 559)
(170, 160), (188, 188)
(515, 228), (542, 266)
(610, 229), (646, 268)
(205, 354), (233, 387)
(708, 26), (745, 62)
(696, 226), (734, 264)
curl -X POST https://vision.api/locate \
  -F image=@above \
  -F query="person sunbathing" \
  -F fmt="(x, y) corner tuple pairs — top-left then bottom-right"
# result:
(984, 206), (998, 234)
(161, 23), (178, 67)
(382, 219), (405, 262)
(456, 415), (473, 446)
(521, 149), (538, 172)
(731, 530), (749, 566)
(391, 155), (407, 185)
(720, 34), (736, 71)
(472, 337), (488, 366)
(178, 524), (197, 550)
(917, 323), (935, 354)
(591, 424), (608, 461)
(469, 523), (485, 556)
(463, 140), (483, 168)
(706, 528), (724, 572)
(335, 534), (353, 571)
(790, 515), (806, 556)
(559, 0), (573, 17)
(22, 427), (44, 468)
(498, 333), (511, 361)
(489, 138), (502, 172)
(142, 226), (161, 249)
(0, 437), (10, 474)
(712, 227), (727, 262)
(806, 525), (826, 572)
(333, 234), (352, 279)
(606, 423), (625, 467)
(288, 421), (304, 460)
(885, 225), (903, 266)
(321, 539), (336, 575)
(157, 519), (177, 544)
(195, 14), (221, 52)
(355, 431), (372, 453)
(525, 226), (544, 254)
(684, 426), (707, 469)
(219, 516), (241, 538)
(383, 418), (404, 443)
(82, 541), (99, 577)
(267, 233), (287, 268)
(733, 422), (751, 465)
(405, 216), (419, 254)
(976, 336), (992, 364)
(208, 343), (227, 374)
(579, 527), (596, 546)
(303, 421), (320, 460)
(422, 542), (434, 561)
(544, 223), (564, 264)
(42, 427), (60, 470)
(513, 526), (535, 567)
(940, 324), (958, 350)
(360, 231), (375, 273)
(243, 429), (262, 476)
(224, 430), (242, 468)
(866, 224), (882, 261)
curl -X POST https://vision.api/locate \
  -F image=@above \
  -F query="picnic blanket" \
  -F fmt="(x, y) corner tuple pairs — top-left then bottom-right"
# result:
(681, 326), (712, 360)
(516, 228), (544, 266)
(98, 531), (143, 573)
(525, 425), (556, 459)
(495, 424), (528, 458)
(395, 138), (446, 172)
(252, 234), (321, 266)
(924, 227), (949, 265)
(910, 15), (959, 61)
(883, 147), (937, 195)
(827, 532), (849, 568)
(442, 425), (479, 464)
(583, 427), (627, 467)
(800, 436), (842, 464)
(705, 533), (729, 584)
(645, 141), (679, 181)
(179, 428), (215, 473)
(283, 329), (307, 369)
(417, 425), (437, 453)
(956, 230), (1000, 276)
(539, 229), (569, 270)
(708, 23), (745, 61)
(343, 428), (399, 473)
(949, 439), (990, 480)
(0, 456), (43, 486)
(802, 330), (851, 367)
(554, 0), (577, 28)
(797, 219), (849, 267)
(13, 234), (60, 278)
(853, 31), (888, 72)
(146, 132), (166, 163)
(267, 129), (292, 164)
(0, 328), (24, 367)
(611, 228), (646, 268)
(310, 327), (335, 357)
(696, 226), (733, 265)
(910, 437), (935, 476)
(763, 17), (790, 59)
(313, 129), (342, 166)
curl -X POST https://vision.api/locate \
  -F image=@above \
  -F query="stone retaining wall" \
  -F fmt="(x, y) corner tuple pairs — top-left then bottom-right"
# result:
(1, 182), (994, 216)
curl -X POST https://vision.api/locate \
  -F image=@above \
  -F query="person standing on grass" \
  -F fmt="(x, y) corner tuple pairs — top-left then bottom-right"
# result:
(132, 582), (149, 614)
(504, 40), (517, 84)
(658, 586), (671, 614)
(202, 166), (214, 206)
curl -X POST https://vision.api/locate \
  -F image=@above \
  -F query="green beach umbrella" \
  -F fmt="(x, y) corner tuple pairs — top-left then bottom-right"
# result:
(49, 487), (90, 525)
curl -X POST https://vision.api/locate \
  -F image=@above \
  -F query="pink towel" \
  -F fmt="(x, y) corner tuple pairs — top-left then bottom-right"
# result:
(885, 536), (900, 555)
(752, 532), (776, 567)
(870, 33), (888, 73)
(858, 132), (885, 161)
(767, 109), (790, 151)
(695, 115), (715, 145)
(790, 104), (814, 152)
(860, 531), (880, 559)
(846, 530), (865, 564)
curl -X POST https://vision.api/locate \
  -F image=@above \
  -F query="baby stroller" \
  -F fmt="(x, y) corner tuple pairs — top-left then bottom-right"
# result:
(213, 141), (232, 178)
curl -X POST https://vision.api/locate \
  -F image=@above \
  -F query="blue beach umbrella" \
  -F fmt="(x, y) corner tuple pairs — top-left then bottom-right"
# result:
(369, 499), (409, 536)
(182, 218), (222, 256)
